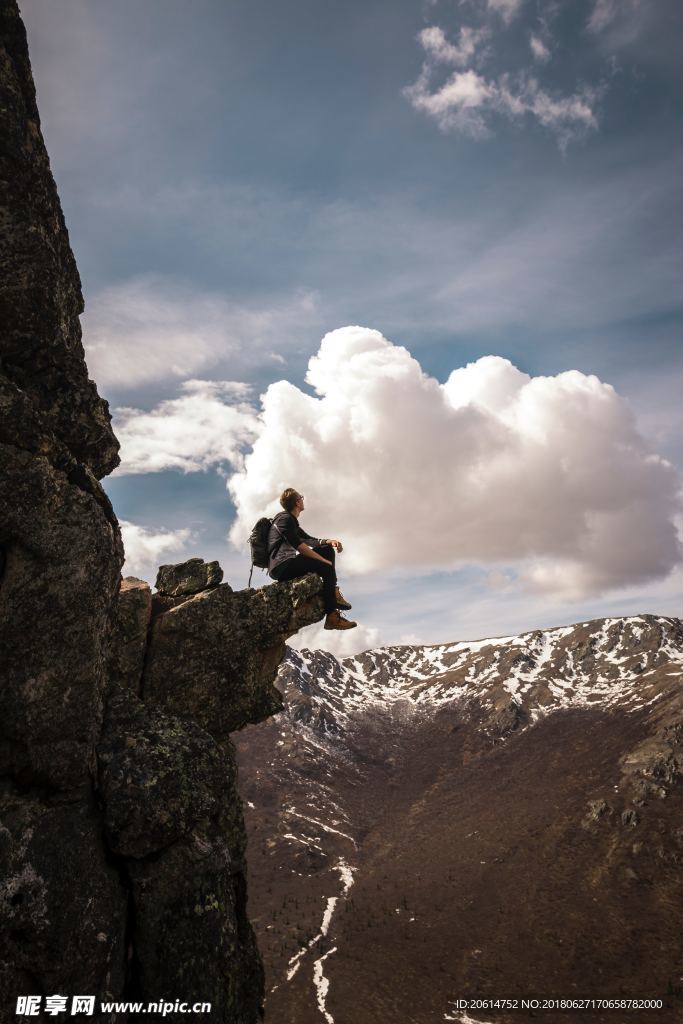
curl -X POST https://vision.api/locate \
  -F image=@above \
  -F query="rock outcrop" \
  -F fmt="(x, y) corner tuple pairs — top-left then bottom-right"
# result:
(0, 6), (324, 1020)
(98, 567), (323, 1018)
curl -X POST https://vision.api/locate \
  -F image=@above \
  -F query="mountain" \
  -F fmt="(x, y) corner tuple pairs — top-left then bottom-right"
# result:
(233, 615), (683, 1024)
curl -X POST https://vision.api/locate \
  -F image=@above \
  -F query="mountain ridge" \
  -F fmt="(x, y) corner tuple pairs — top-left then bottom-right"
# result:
(234, 612), (683, 1024)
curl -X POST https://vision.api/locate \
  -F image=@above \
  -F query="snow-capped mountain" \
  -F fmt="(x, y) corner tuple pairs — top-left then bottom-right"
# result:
(233, 616), (683, 1024)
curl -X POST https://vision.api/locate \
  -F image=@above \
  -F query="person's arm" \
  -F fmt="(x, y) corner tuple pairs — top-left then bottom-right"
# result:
(300, 526), (343, 552)
(297, 541), (333, 565)
(299, 525), (321, 545)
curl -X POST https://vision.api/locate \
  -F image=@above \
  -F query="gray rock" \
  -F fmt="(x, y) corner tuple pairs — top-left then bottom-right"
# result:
(487, 697), (527, 738)
(127, 818), (263, 1023)
(581, 798), (613, 830)
(0, 799), (127, 1006)
(143, 573), (325, 738)
(155, 557), (224, 596)
(108, 577), (152, 694)
(97, 683), (228, 859)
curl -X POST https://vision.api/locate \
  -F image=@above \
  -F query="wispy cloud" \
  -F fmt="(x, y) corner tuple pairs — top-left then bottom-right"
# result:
(404, 19), (600, 148)
(487, 0), (524, 25)
(418, 25), (488, 65)
(529, 33), (551, 63)
(587, 0), (620, 34)
(76, 153), (683, 341)
(586, 0), (669, 60)
(120, 519), (193, 576)
(82, 274), (319, 390)
(432, 153), (683, 329)
(406, 62), (597, 146)
(404, 66), (494, 139)
(113, 380), (259, 475)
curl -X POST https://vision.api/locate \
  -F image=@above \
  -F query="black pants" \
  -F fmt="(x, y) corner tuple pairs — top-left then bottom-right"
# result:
(272, 544), (337, 613)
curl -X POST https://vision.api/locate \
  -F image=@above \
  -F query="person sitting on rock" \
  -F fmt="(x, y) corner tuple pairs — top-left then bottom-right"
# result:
(268, 488), (357, 631)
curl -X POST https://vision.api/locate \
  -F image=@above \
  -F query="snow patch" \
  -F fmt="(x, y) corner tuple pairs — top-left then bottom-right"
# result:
(313, 947), (338, 1024)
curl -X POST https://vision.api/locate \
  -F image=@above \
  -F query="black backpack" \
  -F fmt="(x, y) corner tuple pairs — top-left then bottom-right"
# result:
(247, 517), (286, 587)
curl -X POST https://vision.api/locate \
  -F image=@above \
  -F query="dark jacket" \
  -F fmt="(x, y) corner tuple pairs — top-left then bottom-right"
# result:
(268, 511), (322, 576)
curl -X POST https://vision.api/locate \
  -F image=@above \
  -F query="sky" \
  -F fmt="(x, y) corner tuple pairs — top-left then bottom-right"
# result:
(21, 0), (683, 656)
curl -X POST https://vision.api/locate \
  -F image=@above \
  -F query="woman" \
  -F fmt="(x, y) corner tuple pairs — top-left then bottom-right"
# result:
(268, 488), (357, 630)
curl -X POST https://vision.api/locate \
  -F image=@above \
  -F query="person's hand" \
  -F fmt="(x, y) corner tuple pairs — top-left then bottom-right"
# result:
(328, 538), (343, 553)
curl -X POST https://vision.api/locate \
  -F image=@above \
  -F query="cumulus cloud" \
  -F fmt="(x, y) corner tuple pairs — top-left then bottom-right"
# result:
(404, 22), (598, 147)
(82, 274), (318, 389)
(227, 327), (682, 600)
(113, 379), (260, 475)
(120, 520), (193, 576)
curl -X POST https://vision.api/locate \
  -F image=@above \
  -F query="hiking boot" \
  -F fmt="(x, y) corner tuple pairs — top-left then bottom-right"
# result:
(324, 610), (357, 630)
(335, 587), (352, 610)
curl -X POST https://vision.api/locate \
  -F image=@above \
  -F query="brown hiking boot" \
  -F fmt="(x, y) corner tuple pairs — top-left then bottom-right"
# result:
(335, 586), (352, 610)
(324, 610), (357, 630)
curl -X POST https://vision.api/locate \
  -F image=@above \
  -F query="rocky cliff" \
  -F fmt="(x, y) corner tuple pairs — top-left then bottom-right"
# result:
(0, 4), (323, 1019)
(97, 563), (323, 1020)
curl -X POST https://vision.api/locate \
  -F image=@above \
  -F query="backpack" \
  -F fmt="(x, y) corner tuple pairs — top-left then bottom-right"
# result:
(247, 517), (286, 587)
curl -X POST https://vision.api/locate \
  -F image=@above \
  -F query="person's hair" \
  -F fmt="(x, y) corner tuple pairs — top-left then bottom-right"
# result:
(280, 488), (301, 512)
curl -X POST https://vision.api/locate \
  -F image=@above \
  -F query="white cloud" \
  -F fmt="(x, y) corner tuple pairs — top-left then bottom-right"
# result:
(529, 34), (551, 63)
(404, 68), (493, 138)
(418, 25), (488, 65)
(501, 76), (598, 149)
(487, 0), (524, 24)
(113, 379), (260, 475)
(405, 7), (603, 148)
(405, 64), (597, 146)
(120, 519), (193, 576)
(82, 274), (318, 389)
(228, 327), (682, 600)
(288, 620), (381, 659)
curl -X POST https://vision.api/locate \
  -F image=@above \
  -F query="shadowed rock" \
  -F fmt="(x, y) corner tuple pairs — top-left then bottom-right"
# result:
(109, 577), (153, 694)
(0, 5), (324, 1019)
(96, 567), (324, 1017)
(0, 4), (128, 1011)
(144, 572), (325, 736)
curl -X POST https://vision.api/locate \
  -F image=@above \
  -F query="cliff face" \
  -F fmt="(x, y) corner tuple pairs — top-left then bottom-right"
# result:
(0, 4), (323, 1019)
(98, 566), (323, 1018)
(0, 1), (126, 1011)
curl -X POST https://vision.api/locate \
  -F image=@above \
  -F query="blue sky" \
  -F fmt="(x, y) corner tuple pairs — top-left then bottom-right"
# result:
(22, 0), (683, 653)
